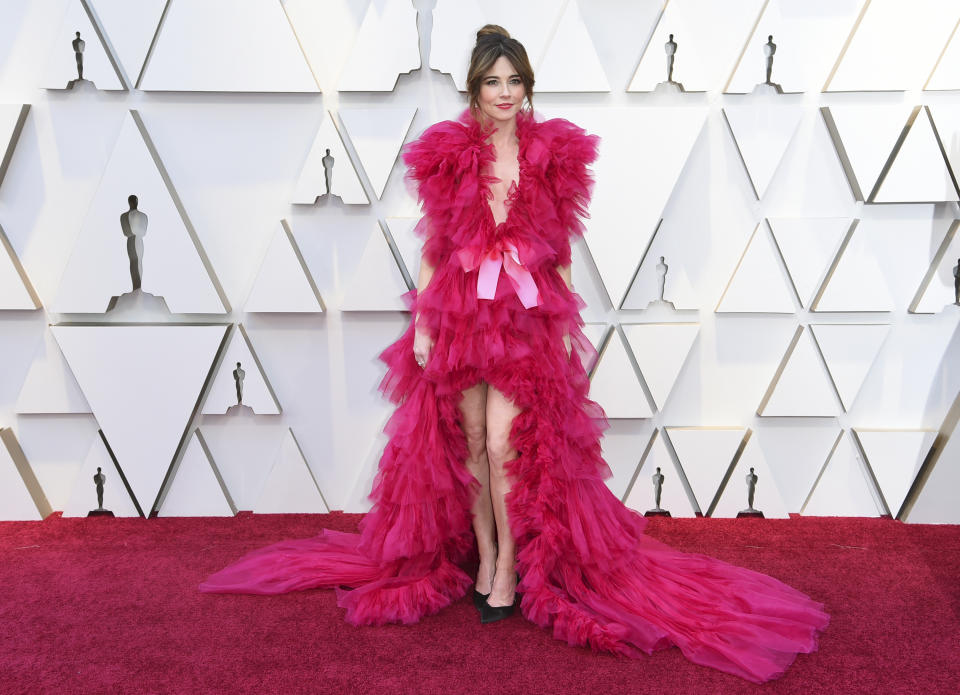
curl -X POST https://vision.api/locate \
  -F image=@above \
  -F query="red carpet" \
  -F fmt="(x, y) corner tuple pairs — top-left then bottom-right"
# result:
(1, 513), (957, 695)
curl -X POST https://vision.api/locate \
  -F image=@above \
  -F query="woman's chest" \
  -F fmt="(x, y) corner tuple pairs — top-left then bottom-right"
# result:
(485, 145), (521, 226)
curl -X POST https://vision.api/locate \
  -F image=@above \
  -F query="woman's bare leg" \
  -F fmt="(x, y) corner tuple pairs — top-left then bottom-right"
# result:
(485, 384), (522, 607)
(458, 381), (495, 593)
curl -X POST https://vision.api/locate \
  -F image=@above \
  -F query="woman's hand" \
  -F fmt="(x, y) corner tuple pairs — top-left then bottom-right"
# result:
(413, 255), (436, 369)
(557, 264), (573, 360)
(413, 315), (434, 369)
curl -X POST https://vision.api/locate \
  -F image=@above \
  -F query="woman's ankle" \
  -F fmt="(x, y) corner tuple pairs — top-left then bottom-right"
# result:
(494, 554), (515, 573)
(477, 542), (497, 562)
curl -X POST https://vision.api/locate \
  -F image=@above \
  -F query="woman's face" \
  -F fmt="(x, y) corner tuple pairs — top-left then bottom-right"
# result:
(477, 56), (525, 124)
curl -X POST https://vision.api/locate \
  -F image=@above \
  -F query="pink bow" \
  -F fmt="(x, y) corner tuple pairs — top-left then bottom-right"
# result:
(458, 239), (541, 309)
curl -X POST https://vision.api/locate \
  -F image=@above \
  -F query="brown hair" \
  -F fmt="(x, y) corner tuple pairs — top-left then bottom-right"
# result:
(466, 25), (535, 117)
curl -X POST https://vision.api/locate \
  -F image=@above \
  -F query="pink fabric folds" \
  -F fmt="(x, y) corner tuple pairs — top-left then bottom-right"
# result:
(457, 239), (541, 309)
(199, 108), (828, 683)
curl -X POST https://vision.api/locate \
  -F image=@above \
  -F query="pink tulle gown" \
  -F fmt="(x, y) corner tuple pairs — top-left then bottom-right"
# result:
(199, 108), (828, 683)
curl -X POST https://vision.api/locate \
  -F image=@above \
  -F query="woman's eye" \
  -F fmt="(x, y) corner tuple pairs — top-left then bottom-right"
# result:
(510, 79), (521, 85)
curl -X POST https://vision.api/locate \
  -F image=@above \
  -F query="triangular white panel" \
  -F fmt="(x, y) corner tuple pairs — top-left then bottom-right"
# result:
(622, 323), (699, 409)
(723, 106), (803, 199)
(725, 0), (868, 94)
(282, 1), (363, 94)
(292, 111), (368, 205)
(430, 0), (563, 90)
(0, 225), (40, 309)
(927, 20), (960, 90)
(822, 105), (914, 200)
(340, 224), (409, 311)
(91, 0), (167, 87)
(0, 429), (52, 520)
(624, 430), (696, 518)
(62, 434), (139, 518)
(581, 323), (609, 354)
(928, 104), (960, 196)
(570, 238), (612, 318)
(904, 421), (960, 524)
(715, 224), (796, 313)
(0, 106), (38, 309)
(254, 429), (328, 514)
(628, 0), (766, 92)
(338, 0), (420, 91)
(53, 325), (227, 513)
(826, 0), (959, 92)
(755, 424), (842, 513)
(763, 105), (858, 210)
(712, 436), (789, 519)
(0, 104), (29, 168)
(600, 422), (656, 500)
(811, 324), (890, 411)
(665, 427), (747, 513)
(203, 325), (281, 415)
(16, 330), (92, 413)
(621, 250), (699, 311)
(760, 327), (839, 417)
(769, 218), (849, 308)
(594, 105), (702, 306)
(157, 431), (235, 517)
(385, 217), (422, 282)
(430, 0), (485, 88)
(855, 429), (936, 516)
(588, 330), (653, 419)
(912, 221), (960, 313)
(54, 112), (227, 313)
(43, 0), (124, 90)
(198, 419), (288, 511)
(802, 433), (881, 517)
(14, 419), (99, 511)
(535, 0), (609, 92)
(814, 226), (895, 312)
(139, 0), (318, 91)
(874, 108), (958, 203)
(245, 222), (324, 313)
(544, 106), (706, 307)
(339, 108), (417, 199)
(578, 323), (608, 375)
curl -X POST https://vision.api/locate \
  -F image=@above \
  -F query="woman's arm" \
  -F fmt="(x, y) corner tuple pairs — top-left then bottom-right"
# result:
(417, 254), (436, 298)
(412, 253), (436, 367)
(558, 263), (572, 357)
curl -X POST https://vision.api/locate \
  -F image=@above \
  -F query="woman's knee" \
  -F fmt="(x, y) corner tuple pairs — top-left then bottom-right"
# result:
(484, 384), (519, 470)
(459, 382), (488, 460)
(485, 432), (515, 470)
(463, 423), (487, 459)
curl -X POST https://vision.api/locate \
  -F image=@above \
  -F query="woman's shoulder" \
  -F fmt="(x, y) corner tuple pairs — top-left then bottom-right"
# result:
(401, 111), (485, 176)
(416, 115), (473, 142)
(531, 115), (590, 139)
(525, 115), (599, 170)
(405, 111), (481, 152)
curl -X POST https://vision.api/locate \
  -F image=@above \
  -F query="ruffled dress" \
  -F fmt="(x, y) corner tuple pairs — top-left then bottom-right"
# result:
(199, 107), (828, 683)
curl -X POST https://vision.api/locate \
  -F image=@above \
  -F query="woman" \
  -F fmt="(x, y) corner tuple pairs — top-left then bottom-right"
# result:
(200, 25), (828, 683)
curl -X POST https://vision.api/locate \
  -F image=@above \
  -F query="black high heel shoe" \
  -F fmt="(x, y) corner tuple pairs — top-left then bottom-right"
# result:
(480, 594), (517, 623)
(480, 572), (520, 624)
(472, 588), (490, 610)
(474, 564), (495, 611)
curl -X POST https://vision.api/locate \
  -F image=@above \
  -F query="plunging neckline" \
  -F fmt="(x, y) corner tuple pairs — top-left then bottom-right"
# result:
(485, 142), (523, 229)
(491, 179), (520, 229)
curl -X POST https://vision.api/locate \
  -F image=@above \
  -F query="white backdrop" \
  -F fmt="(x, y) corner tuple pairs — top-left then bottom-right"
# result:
(1, 0), (958, 523)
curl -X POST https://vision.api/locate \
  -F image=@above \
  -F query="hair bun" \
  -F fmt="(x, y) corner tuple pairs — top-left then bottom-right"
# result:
(476, 24), (510, 42)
